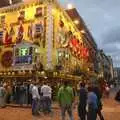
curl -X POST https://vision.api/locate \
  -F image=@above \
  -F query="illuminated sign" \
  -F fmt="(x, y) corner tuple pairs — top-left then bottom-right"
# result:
(14, 47), (33, 64)
(20, 48), (29, 56)
(15, 55), (32, 64)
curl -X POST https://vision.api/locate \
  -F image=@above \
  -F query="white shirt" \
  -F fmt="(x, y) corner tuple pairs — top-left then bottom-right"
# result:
(29, 84), (33, 93)
(41, 85), (52, 98)
(31, 85), (40, 99)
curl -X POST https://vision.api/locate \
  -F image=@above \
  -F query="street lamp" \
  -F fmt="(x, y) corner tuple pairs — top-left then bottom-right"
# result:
(67, 3), (73, 10)
(74, 20), (79, 25)
(80, 30), (86, 34)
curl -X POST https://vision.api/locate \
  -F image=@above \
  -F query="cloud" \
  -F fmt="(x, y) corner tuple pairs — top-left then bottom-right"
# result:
(102, 27), (120, 45)
(103, 44), (118, 53)
(100, 26), (120, 66)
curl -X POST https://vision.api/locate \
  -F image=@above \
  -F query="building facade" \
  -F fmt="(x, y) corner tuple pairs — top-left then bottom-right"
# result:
(114, 67), (120, 83)
(0, 0), (98, 81)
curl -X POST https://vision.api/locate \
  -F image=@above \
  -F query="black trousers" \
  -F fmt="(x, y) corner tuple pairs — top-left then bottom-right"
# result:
(87, 106), (97, 120)
(78, 104), (86, 120)
(6, 94), (11, 104)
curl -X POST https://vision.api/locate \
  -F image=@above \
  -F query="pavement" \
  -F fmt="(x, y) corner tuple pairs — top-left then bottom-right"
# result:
(0, 89), (120, 120)
(0, 98), (120, 120)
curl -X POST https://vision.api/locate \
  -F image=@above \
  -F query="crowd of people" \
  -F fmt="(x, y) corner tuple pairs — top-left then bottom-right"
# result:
(0, 81), (33, 107)
(1, 77), (119, 120)
(29, 79), (105, 120)
(58, 81), (105, 120)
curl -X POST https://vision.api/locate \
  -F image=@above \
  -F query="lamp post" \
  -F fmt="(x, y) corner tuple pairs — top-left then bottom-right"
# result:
(67, 3), (73, 10)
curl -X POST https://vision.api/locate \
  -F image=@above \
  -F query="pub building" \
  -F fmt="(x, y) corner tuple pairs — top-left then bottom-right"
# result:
(0, 0), (98, 105)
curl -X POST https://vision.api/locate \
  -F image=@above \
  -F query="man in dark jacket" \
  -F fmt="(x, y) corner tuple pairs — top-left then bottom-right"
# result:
(93, 85), (104, 120)
(78, 82), (87, 120)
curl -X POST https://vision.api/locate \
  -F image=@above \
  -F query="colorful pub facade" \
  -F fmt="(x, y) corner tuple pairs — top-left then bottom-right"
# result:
(0, 0), (98, 82)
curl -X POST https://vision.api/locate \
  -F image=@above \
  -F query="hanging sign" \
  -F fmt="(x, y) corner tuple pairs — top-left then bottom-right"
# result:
(34, 21), (44, 38)
(14, 47), (32, 64)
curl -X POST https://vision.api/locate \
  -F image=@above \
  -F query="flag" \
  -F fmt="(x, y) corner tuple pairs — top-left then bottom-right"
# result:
(5, 31), (12, 45)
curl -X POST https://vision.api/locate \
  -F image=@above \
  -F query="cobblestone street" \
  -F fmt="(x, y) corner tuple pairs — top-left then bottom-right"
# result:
(0, 97), (120, 120)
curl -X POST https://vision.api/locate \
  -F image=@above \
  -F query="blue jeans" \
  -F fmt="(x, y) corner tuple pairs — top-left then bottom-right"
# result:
(78, 104), (86, 120)
(60, 105), (74, 120)
(32, 98), (39, 115)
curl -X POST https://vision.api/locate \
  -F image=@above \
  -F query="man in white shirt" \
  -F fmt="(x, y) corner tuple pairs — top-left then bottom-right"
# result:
(41, 82), (52, 113)
(31, 83), (40, 115)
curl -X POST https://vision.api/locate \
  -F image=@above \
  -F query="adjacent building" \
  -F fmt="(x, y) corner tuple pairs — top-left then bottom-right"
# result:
(97, 50), (114, 82)
(114, 67), (120, 83)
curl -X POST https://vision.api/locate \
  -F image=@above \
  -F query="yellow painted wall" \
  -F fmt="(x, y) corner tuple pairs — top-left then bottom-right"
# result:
(51, 6), (84, 71)
(0, 5), (43, 42)
(0, 2), (85, 72)
(0, 4), (48, 70)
